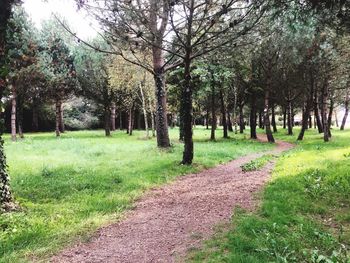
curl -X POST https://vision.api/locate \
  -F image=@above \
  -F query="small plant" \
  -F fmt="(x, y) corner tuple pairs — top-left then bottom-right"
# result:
(41, 165), (54, 177)
(240, 154), (275, 172)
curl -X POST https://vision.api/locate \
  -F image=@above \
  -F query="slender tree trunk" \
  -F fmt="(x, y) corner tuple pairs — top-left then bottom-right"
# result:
(180, 48), (194, 164)
(127, 107), (134, 136)
(210, 81), (216, 141)
(206, 105), (209, 130)
(153, 60), (170, 148)
(219, 88), (228, 138)
(110, 102), (116, 131)
(148, 99), (156, 137)
(283, 106), (287, 129)
(139, 83), (149, 138)
(327, 97), (333, 138)
(340, 91), (349, 130)
(309, 114), (312, 129)
(239, 104), (244, 134)
(250, 93), (257, 139)
(227, 113), (233, 132)
(264, 89), (275, 143)
(58, 103), (64, 133)
(334, 108), (339, 127)
(55, 99), (61, 137)
(287, 100), (293, 135)
(258, 110), (264, 129)
(11, 85), (16, 141)
(314, 92), (323, 133)
(104, 106), (111, 136)
(233, 86), (238, 134)
(321, 81), (330, 142)
(119, 111), (123, 130)
(271, 103), (277, 133)
(17, 97), (24, 139)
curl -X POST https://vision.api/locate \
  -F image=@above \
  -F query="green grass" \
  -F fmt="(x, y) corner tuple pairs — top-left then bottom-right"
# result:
(188, 128), (350, 263)
(0, 128), (273, 262)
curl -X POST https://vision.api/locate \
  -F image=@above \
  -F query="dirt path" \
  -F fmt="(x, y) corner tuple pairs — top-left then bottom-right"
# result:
(51, 136), (294, 263)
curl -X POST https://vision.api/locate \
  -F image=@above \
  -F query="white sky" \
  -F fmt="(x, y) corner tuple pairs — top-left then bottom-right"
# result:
(22, 0), (99, 40)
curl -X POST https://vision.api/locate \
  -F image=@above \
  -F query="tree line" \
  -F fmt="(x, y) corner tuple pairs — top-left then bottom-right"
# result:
(0, 0), (349, 211)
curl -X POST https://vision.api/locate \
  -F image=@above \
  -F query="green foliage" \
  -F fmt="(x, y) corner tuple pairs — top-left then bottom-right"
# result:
(0, 128), (272, 262)
(240, 154), (275, 172)
(188, 128), (350, 263)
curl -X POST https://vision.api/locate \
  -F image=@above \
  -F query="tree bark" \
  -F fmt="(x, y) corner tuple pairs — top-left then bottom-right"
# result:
(327, 97), (333, 138)
(55, 99), (61, 137)
(340, 91), (349, 130)
(17, 96), (24, 139)
(250, 93), (257, 139)
(314, 92), (323, 133)
(219, 88), (228, 138)
(210, 82), (216, 141)
(11, 85), (16, 141)
(110, 102), (116, 131)
(153, 59), (170, 148)
(104, 106), (111, 136)
(59, 103), (65, 133)
(287, 100), (293, 135)
(271, 103), (277, 133)
(264, 90), (275, 143)
(139, 83), (149, 138)
(239, 104), (244, 134)
(283, 106), (287, 129)
(321, 81), (330, 142)
(127, 107), (134, 136)
(258, 110), (264, 129)
(0, 0), (16, 210)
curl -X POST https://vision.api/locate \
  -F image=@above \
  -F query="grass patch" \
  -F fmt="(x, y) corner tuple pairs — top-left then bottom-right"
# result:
(188, 128), (350, 263)
(240, 154), (275, 172)
(0, 127), (272, 262)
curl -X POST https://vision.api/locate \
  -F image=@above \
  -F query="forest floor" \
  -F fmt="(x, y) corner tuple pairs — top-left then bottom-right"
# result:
(0, 128), (273, 262)
(51, 135), (293, 263)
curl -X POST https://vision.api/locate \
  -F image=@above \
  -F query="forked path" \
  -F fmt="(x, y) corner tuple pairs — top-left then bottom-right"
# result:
(51, 136), (293, 263)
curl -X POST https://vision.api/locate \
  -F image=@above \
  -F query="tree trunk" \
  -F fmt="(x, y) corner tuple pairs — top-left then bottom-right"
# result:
(314, 92), (323, 133)
(219, 88), (228, 138)
(258, 110), (264, 129)
(153, 61), (170, 148)
(283, 106), (287, 129)
(327, 97), (333, 138)
(11, 85), (16, 141)
(0, 0), (15, 211)
(110, 102), (116, 131)
(139, 83), (149, 138)
(309, 114), (312, 129)
(17, 97), (24, 139)
(334, 108), (339, 127)
(210, 82), (216, 141)
(340, 92), (349, 130)
(239, 104), (244, 134)
(271, 103), (277, 133)
(250, 93), (257, 139)
(264, 90), (275, 143)
(227, 113), (233, 132)
(58, 103), (64, 133)
(119, 111), (123, 130)
(206, 105), (209, 130)
(287, 100), (293, 135)
(127, 107), (134, 136)
(321, 81), (330, 142)
(104, 106), (111, 136)
(55, 99), (61, 137)
(180, 46), (194, 164)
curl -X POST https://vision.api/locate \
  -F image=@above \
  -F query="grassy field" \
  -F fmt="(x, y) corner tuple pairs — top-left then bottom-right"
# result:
(0, 128), (273, 262)
(188, 128), (350, 263)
